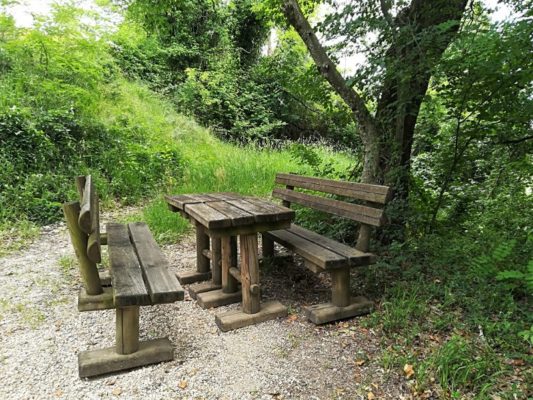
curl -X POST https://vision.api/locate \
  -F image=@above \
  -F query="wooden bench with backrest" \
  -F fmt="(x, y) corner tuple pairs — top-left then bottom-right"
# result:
(63, 175), (184, 378)
(262, 173), (391, 324)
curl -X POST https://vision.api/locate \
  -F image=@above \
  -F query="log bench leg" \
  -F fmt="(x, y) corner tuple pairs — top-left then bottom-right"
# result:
(188, 236), (223, 299)
(197, 236), (242, 309)
(215, 234), (287, 332)
(177, 222), (212, 285)
(305, 267), (374, 325)
(78, 306), (174, 378)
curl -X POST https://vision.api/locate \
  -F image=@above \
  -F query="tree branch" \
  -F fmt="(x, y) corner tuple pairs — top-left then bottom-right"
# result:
(380, 0), (396, 32)
(498, 135), (533, 145)
(282, 0), (375, 133)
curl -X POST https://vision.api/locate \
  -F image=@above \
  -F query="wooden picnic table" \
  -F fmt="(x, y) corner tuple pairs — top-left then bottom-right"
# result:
(165, 192), (295, 331)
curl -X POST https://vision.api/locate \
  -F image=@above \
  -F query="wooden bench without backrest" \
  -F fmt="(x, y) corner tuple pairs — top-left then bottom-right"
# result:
(63, 176), (184, 378)
(262, 173), (391, 324)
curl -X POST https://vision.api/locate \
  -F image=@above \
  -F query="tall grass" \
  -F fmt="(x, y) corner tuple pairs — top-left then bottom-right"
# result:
(140, 114), (355, 242)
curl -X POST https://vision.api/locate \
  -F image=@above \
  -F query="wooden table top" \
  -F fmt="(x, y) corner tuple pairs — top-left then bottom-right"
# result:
(165, 192), (295, 232)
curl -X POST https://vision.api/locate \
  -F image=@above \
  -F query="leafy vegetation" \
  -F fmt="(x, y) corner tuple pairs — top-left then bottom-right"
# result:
(1, 0), (531, 398)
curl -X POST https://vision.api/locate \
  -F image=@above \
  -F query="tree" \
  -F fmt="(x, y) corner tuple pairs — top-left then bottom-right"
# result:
(278, 0), (468, 242)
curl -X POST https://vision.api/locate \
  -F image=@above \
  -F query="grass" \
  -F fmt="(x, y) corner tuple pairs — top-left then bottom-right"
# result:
(132, 114), (355, 243)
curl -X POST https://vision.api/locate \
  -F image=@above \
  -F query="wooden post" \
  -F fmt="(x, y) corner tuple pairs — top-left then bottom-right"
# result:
(356, 224), (371, 252)
(240, 234), (260, 314)
(222, 236), (238, 293)
(63, 201), (102, 295)
(75, 176), (86, 200)
(196, 222), (210, 274)
(331, 268), (351, 307)
(282, 185), (294, 208)
(262, 233), (274, 260)
(116, 306), (140, 355)
(211, 237), (222, 285)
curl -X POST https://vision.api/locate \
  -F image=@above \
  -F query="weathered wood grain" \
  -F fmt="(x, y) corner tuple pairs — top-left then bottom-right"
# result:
(240, 234), (260, 314)
(288, 225), (376, 267)
(196, 222), (210, 274)
(107, 223), (151, 307)
(215, 300), (288, 332)
(78, 338), (174, 378)
(78, 176), (93, 234)
(263, 228), (346, 269)
(273, 188), (385, 226)
(63, 201), (102, 295)
(207, 201), (256, 226)
(305, 296), (373, 325)
(211, 236), (222, 285)
(116, 306), (140, 354)
(221, 236), (238, 293)
(275, 173), (392, 204)
(184, 203), (231, 229)
(128, 222), (184, 304)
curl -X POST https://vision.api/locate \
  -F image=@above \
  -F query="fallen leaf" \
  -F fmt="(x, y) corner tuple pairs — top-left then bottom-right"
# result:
(404, 364), (415, 379)
(371, 383), (379, 389)
(54, 389), (63, 398)
(287, 314), (297, 322)
(506, 358), (526, 366)
(355, 359), (365, 366)
(178, 380), (188, 390)
(112, 387), (122, 396)
(367, 392), (375, 400)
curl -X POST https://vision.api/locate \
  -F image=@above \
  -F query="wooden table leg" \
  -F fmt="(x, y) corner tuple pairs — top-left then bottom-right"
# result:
(222, 236), (239, 293)
(240, 234), (260, 314)
(215, 233), (287, 332)
(196, 235), (242, 309)
(176, 222), (212, 285)
(211, 237), (222, 285)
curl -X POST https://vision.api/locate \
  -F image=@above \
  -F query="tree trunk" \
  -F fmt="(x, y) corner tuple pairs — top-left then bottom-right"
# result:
(283, 0), (467, 242)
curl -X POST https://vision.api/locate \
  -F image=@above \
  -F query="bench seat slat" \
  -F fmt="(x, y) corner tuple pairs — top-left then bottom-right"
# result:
(276, 173), (392, 204)
(288, 225), (376, 267)
(107, 223), (151, 307)
(263, 229), (347, 269)
(128, 222), (184, 304)
(273, 188), (385, 227)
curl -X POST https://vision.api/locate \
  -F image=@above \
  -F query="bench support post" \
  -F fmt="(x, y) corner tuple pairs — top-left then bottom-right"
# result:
(63, 201), (102, 295)
(356, 224), (371, 252)
(116, 306), (140, 355)
(305, 267), (374, 324)
(331, 268), (351, 307)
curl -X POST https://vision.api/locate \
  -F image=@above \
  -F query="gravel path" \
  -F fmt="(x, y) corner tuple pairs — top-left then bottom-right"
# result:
(0, 215), (411, 399)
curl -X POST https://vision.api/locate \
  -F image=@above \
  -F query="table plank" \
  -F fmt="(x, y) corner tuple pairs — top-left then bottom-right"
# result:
(204, 192), (241, 201)
(184, 203), (231, 229)
(207, 201), (256, 226)
(241, 198), (295, 221)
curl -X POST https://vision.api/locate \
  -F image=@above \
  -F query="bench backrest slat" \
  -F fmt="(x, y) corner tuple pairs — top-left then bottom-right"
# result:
(275, 173), (392, 204)
(76, 175), (101, 263)
(273, 188), (386, 227)
(128, 222), (184, 304)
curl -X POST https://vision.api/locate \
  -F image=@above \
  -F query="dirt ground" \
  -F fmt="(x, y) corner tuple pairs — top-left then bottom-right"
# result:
(0, 214), (413, 399)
